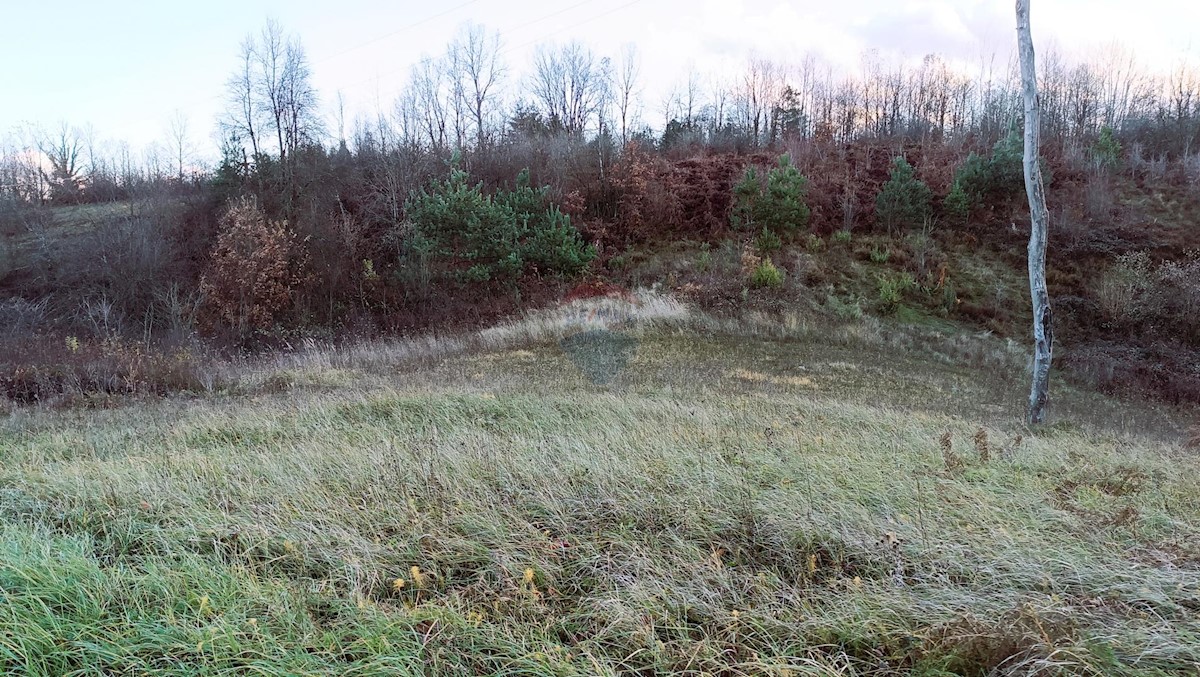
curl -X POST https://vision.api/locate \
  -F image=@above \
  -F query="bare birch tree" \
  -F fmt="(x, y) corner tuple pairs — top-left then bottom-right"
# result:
(1016, 0), (1053, 424)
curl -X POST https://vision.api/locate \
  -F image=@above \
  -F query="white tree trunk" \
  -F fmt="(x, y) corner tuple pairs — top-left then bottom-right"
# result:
(1016, 0), (1053, 424)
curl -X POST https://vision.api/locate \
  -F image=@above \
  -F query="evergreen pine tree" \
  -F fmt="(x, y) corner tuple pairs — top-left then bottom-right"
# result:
(875, 157), (933, 234)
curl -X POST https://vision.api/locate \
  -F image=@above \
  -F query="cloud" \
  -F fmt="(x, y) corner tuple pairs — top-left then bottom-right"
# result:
(849, 0), (1011, 63)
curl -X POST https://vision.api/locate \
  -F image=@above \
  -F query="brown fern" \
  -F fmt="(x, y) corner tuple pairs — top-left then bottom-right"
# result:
(973, 427), (991, 463)
(940, 432), (964, 473)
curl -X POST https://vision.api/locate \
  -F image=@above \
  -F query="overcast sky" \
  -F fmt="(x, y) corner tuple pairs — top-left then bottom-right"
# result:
(3, 0), (1197, 159)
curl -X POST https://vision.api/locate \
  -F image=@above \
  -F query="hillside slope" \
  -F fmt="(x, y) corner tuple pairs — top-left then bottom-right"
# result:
(0, 298), (1196, 675)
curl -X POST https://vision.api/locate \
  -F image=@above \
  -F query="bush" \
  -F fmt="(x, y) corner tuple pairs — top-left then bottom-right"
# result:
(762, 155), (811, 232)
(954, 127), (1043, 210)
(870, 245), (891, 264)
(730, 166), (760, 230)
(754, 226), (782, 254)
(0, 336), (214, 403)
(832, 229), (852, 244)
(695, 243), (712, 272)
(750, 259), (785, 288)
(1092, 126), (1122, 172)
(199, 197), (308, 339)
(877, 272), (915, 311)
(875, 157), (932, 234)
(404, 165), (595, 283)
(942, 180), (971, 224)
(1096, 250), (1200, 341)
(523, 206), (595, 277)
(730, 155), (810, 234)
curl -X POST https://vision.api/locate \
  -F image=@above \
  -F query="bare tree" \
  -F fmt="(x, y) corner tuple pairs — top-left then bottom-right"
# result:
(682, 67), (704, 128)
(221, 20), (319, 166)
(36, 123), (84, 204)
(256, 20), (290, 162)
(166, 110), (192, 183)
(401, 56), (451, 151)
(530, 41), (607, 137)
(615, 43), (641, 146)
(449, 23), (506, 148)
(734, 58), (782, 143)
(223, 36), (262, 158)
(1016, 0), (1053, 425)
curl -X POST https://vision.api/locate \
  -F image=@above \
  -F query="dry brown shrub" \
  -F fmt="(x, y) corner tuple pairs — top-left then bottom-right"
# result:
(199, 197), (308, 339)
(0, 335), (213, 404)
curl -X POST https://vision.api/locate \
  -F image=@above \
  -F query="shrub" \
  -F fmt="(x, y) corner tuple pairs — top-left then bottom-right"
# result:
(832, 229), (852, 244)
(199, 197), (308, 339)
(404, 165), (595, 282)
(870, 245), (891, 264)
(730, 155), (810, 234)
(953, 127), (1044, 210)
(730, 166), (760, 230)
(877, 272), (915, 311)
(750, 259), (785, 288)
(523, 206), (595, 277)
(754, 226), (782, 254)
(824, 293), (864, 320)
(953, 152), (991, 209)
(984, 127), (1026, 196)
(875, 157), (933, 234)
(942, 180), (971, 224)
(761, 155), (811, 232)
(1092, 126), (1122, 172)
(695, 243), (712, 272)
(941, 278), (959, 315)
(1095, 250), (1200, 341)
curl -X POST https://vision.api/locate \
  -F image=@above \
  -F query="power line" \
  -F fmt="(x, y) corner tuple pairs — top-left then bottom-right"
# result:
(313, 0), (483, 64)
(338, 0), (645, 99)
(57, 3), (487, 146)
(334, 0), (606, 96)
(496, 0), (595, 39)
(500, 0), (646, 57)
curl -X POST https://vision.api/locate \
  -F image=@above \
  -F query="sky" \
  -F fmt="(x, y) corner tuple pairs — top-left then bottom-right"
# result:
(3, 0), (1198, 161)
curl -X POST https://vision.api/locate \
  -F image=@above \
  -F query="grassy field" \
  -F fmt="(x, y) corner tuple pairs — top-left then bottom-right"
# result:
(0, 297), (1197, 675)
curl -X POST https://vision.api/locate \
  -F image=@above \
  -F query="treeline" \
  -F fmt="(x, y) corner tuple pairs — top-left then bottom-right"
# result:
(1, 20), (1199, 401)
(4, 22), (1200, 209)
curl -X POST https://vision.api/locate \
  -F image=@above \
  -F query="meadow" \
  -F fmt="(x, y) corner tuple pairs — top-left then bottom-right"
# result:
(0, 295), (1196, 675)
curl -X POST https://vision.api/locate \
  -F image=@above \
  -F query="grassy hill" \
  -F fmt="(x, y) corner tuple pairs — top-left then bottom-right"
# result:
(1, 295), (1196, 675)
